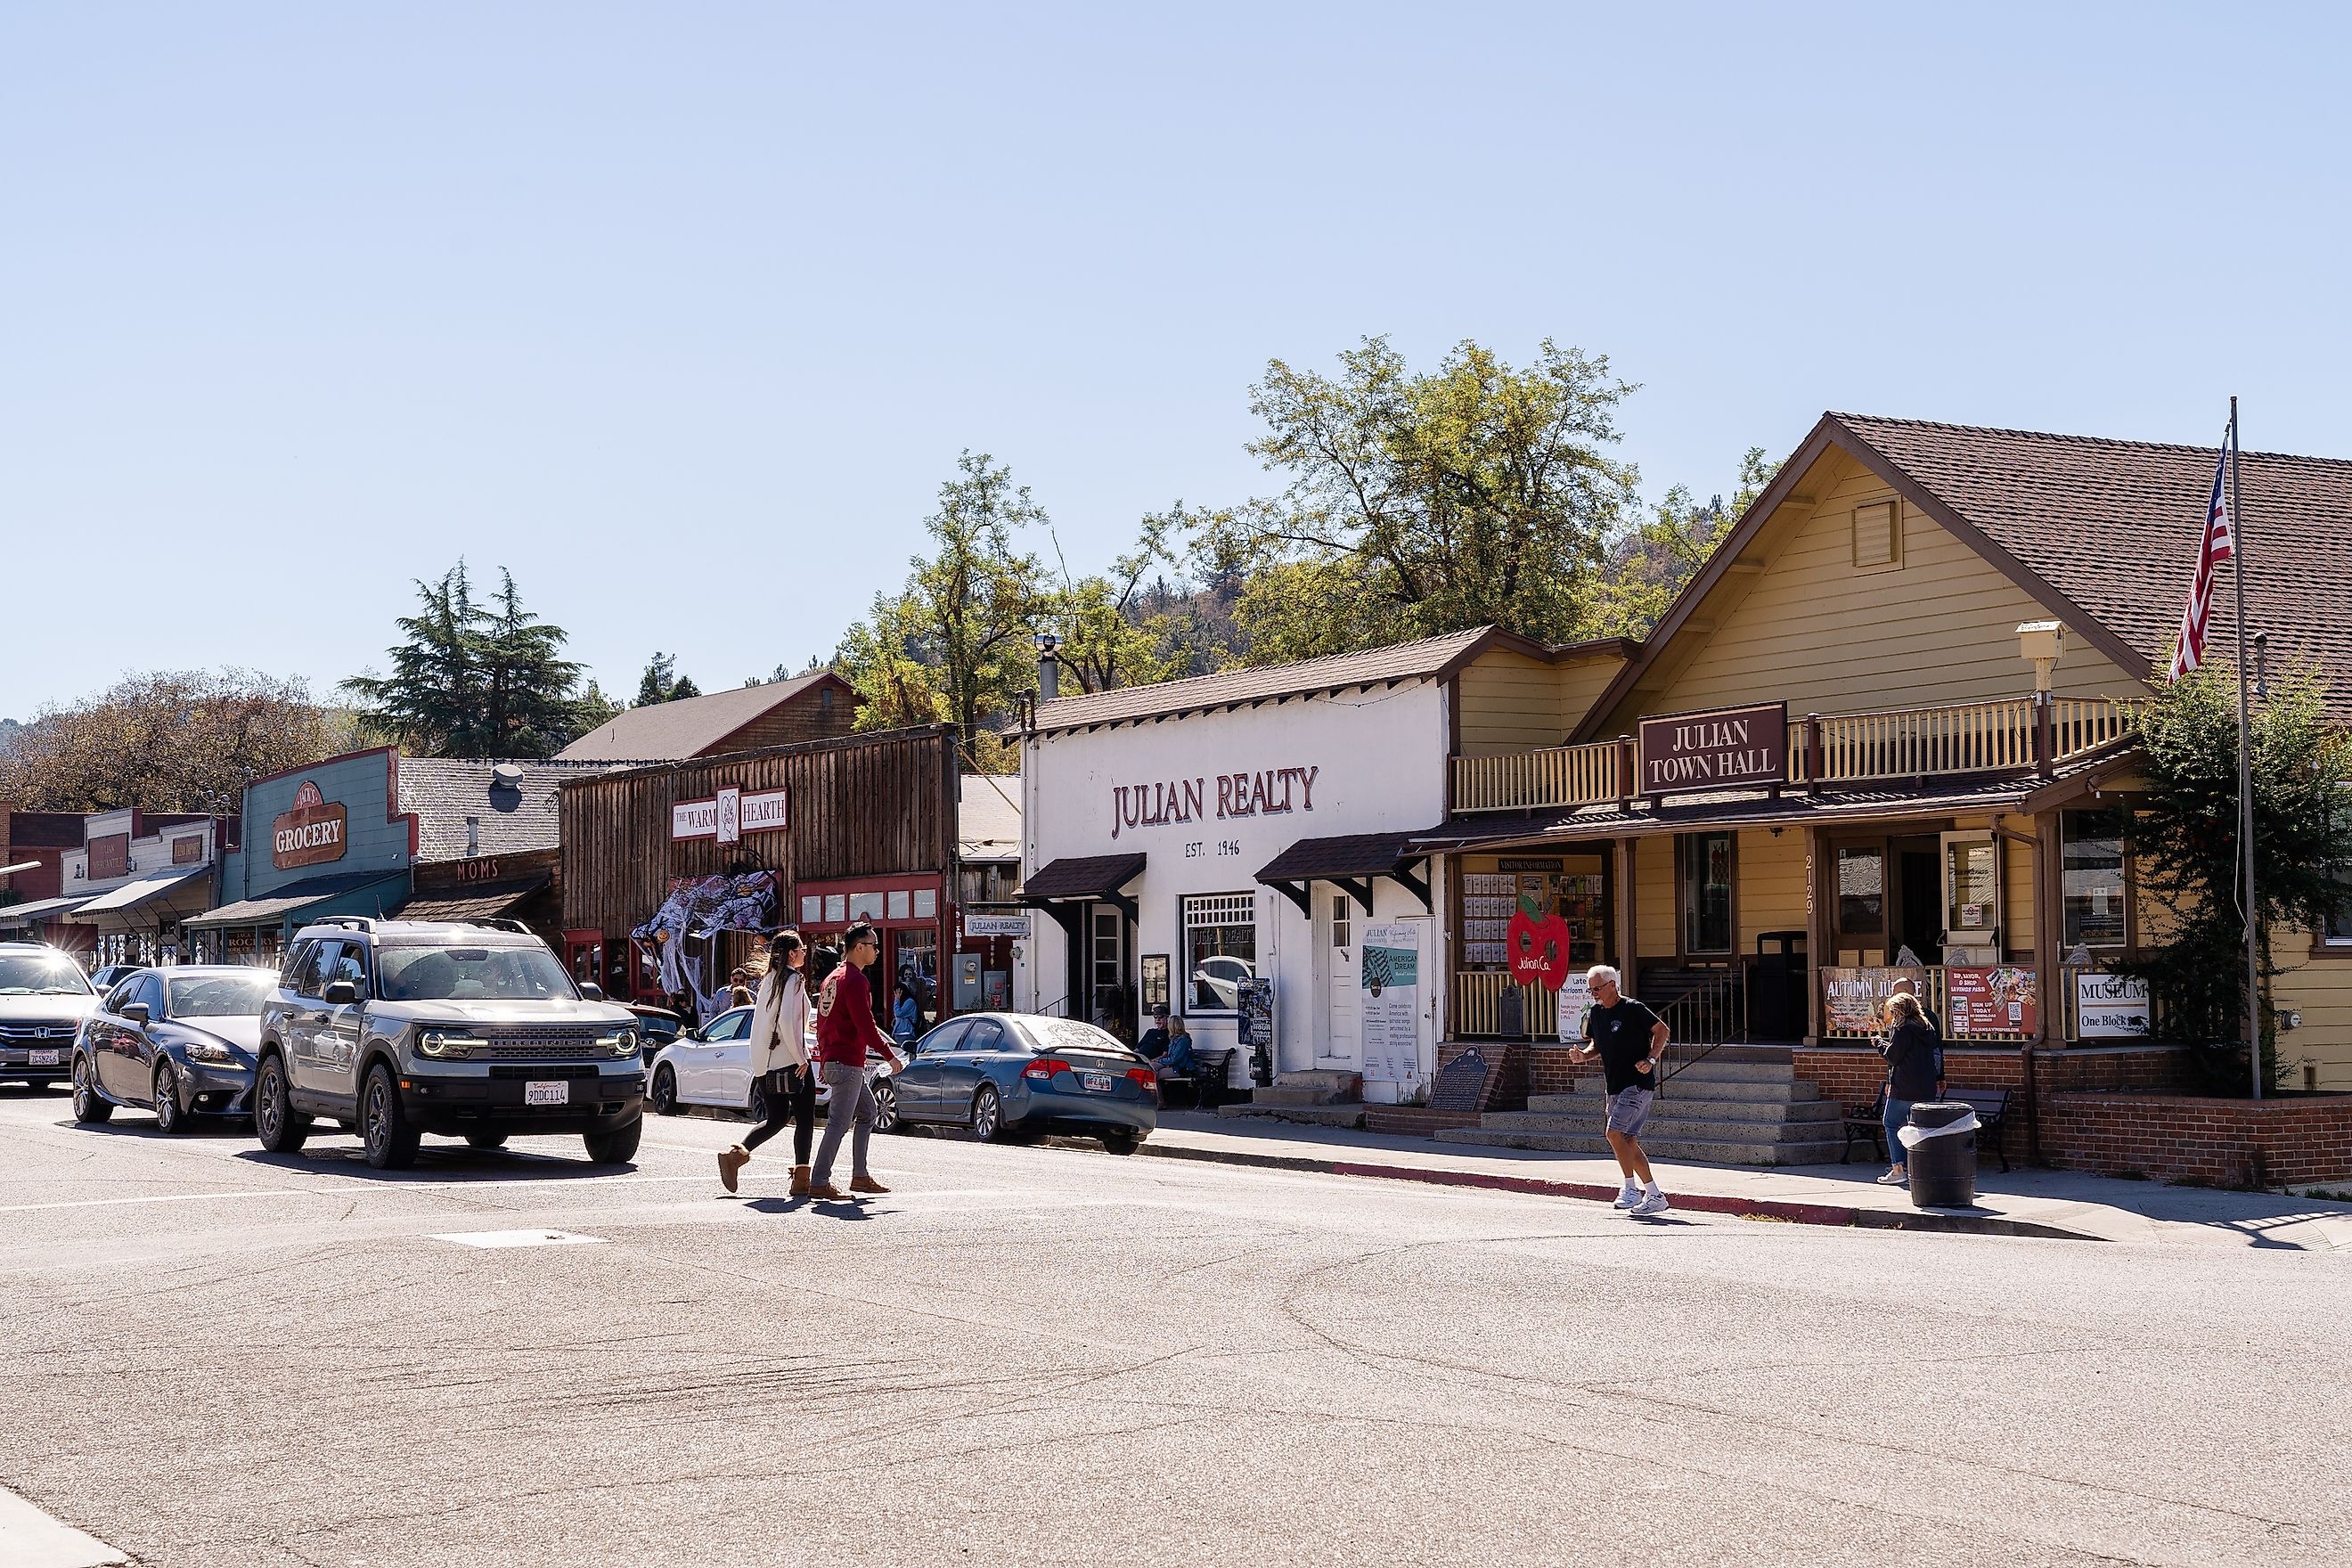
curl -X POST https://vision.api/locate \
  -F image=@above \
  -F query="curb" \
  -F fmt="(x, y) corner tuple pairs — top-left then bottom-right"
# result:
(1136, 1139), (2102, 1242)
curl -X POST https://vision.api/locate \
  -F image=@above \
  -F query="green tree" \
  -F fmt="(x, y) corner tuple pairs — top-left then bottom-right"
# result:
(634, 652), (701, 706)
(344, 564), (596, 758)
(837, 451), (1050, 745)
(1588, 447), (1779, 638)
(1197, 336), (1640, 659)
(1044, 509), (1197, 695)
(2123, 663), (2352, 1088)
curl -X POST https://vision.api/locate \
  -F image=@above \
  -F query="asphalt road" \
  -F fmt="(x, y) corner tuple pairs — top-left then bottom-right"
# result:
(2, 1083), (2347, 1568)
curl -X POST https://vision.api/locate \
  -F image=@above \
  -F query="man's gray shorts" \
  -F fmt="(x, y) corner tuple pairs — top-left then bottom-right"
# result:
(1605, 1086), (1654, 1137)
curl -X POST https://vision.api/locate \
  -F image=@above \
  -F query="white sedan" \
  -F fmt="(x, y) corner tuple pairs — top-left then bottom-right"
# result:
(645, 1006), (899, 1130)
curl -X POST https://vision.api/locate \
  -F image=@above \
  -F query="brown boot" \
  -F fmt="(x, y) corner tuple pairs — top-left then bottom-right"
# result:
(850, 1174), (891, 1195)
(717, 1146), (749, 1194)
(788, 1164), (811, 1197)
(806, 1181), (847, 1200)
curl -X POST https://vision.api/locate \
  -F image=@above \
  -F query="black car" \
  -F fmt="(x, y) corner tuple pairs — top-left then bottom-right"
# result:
(72, 967), (275, 1132)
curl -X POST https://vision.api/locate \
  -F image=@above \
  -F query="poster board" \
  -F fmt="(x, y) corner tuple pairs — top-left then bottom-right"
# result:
(1553, 973), (1594, 1046)
(1360, 921), (1422, 1083)
(1947, 966), (2038, 1036)
(1821, 966), (1931, 1034)
(2074, 971), (2151, 1038)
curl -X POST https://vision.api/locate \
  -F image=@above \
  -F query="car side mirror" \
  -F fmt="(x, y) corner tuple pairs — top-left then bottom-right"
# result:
(322, 980), (359, 1006)
(119, 1002), (151, 1025)
(577, 982), (604, 1000)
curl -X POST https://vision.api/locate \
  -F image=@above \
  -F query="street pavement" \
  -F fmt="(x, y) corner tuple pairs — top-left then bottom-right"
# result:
(3, 1082), (2348, 1568)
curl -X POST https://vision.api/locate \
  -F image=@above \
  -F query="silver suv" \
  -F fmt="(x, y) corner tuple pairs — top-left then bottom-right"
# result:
(252, 918), (644, 1170)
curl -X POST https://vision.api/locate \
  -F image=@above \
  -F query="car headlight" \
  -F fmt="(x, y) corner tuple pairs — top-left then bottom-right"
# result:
(416, 1029), (479, 1059)
(597, 1028), (640, 1059)
(183, 1038), (236, 1065)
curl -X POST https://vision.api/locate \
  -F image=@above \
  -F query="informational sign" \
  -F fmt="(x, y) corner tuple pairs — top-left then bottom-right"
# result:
(672, 788), (787, 841)
(1428, 1048), (1490, 1113)
(964, 911), (1033, 938)
(88, 834), (129, 881)
(172, 835), (205, 866)
(1820, 966), (1931, 1034)
(1637, 702), (1789, 795)
(2075, 971), (2152, 1038)
(1237, 976), (1276, 1065)
(1138, 953), (1170, 1013)
(1554, 973), (1594, 1045)
(272, 780), (348, 870)
(1948, 966), (2038, 1036)
(1360, 921), (1422, 1083)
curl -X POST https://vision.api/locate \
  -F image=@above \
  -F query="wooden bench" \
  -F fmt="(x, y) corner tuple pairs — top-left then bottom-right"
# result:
(1156, 1049), (1233, 1112)
(1842, 1085), (2012, 1172)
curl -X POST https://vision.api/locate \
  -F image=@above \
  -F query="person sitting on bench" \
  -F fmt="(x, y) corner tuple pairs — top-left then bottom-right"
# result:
(1147, 1016), (1196, 1077)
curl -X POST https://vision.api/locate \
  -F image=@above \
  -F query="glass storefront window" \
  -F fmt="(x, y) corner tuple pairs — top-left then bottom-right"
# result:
(2324, 862), (2352, 945)
(1945, 836), (1998, 938)
(1182, 892), (1257, 1012)
(2062, 809), (2128, 949)
(1678, 833), (1734, 955)
(1836, 846), (1884, 937)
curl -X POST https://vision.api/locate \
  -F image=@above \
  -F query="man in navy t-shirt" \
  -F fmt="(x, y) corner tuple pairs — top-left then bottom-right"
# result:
(1569, 964), (1672, 1218)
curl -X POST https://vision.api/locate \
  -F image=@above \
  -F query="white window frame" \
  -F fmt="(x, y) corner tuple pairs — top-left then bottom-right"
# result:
(1180, 892), (1257, 1015)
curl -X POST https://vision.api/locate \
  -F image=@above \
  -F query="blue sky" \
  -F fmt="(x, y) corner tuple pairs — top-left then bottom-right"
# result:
(4, 3), (2347, 719)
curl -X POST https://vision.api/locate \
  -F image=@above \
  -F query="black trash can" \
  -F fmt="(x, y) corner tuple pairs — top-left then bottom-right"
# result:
(1906, 1100), (1978, 1209)
(1750, 931), (1808, 1040)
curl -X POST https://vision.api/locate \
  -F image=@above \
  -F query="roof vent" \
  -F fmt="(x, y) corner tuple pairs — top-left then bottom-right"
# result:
(489, 764), (526, 790)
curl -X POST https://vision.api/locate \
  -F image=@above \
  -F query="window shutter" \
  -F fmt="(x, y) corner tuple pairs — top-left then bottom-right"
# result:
(1852, 500), (1900, 569)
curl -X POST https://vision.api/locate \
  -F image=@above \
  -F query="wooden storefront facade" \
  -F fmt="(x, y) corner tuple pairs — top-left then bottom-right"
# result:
(559, 725), (966, 1027)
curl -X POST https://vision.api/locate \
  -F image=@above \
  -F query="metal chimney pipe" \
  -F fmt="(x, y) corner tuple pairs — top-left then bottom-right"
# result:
(1036, 633), (1061, 702)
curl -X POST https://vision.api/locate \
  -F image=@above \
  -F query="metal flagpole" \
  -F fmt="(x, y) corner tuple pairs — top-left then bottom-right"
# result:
(2228, 397), (2261, 1099)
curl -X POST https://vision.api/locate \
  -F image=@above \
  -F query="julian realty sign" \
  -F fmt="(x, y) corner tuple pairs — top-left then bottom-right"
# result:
(1637, 702), (1789, 795)
(1109, 766), (1320, 840)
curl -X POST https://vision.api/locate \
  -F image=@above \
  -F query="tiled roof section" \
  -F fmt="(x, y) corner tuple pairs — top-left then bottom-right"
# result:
(1832, 414), (2352, 714)
(396, 758), (625, 862)
(1031, 628), (1497, 734)
(1020, 854), (1147, 902)
(396, 878), (549, 924)
(556, 676), (837, 762)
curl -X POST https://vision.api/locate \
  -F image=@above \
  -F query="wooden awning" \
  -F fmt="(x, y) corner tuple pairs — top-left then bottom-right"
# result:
(1255, 831), (1433, 918)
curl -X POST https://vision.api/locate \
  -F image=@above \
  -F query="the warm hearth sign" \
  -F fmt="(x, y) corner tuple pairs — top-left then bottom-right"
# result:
(1110, 766), (1319, 839)
(1637, 702), (1789, 795)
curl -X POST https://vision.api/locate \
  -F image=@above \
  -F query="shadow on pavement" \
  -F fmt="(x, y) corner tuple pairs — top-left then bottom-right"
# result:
(231, 1145), (636, 1181)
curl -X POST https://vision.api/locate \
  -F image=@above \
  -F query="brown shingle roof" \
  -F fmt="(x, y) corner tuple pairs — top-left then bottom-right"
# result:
(555, 674), (845, 762)
(1832, 413), (2352, 714)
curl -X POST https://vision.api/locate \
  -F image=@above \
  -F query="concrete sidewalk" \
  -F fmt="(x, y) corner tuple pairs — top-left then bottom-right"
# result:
(1144, 1111), (2352, 1251)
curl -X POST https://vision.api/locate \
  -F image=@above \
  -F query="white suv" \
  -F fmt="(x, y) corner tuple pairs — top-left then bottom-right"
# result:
(0, 942), (99, 1089)
(252, 919), (645, 1170)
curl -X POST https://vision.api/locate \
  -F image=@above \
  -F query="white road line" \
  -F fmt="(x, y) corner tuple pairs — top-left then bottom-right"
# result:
(430, 1229), (605, 1248)
(0, 1486), (125, 1567)
(0, 1171), (801, 1215)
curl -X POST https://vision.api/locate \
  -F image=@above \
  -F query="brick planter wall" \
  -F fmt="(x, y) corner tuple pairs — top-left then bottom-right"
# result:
(2040, 1093), (2352, 1187)
(1437, 1041), (1530, 1111)
(1364, 1107), (1486, 1137)
(1793, 1045), (2199, 1171)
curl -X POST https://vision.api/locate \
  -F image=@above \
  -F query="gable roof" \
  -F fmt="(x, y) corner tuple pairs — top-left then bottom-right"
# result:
(396, 757), (627, 862)
(1579, 412), (2352, 732)
(555, 674), (852, 762)
(959, 774), (1021, 863)
(1031, 627), (1637, 736)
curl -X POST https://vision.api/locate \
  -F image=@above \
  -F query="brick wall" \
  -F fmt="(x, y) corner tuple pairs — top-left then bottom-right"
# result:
(1436, 1041), (1529, 1111)
(2039, 1093), (2352, 1187)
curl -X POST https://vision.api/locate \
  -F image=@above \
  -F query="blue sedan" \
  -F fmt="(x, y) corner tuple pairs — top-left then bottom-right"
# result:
(72, 966), (274, 1131)
(889, 1012), (1157, 1154)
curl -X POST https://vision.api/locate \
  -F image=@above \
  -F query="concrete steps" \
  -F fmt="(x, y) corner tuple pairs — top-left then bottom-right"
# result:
(1439, 1054), (1849, 1167)
(1433, 1126), (1849, 1165)
(1216, 1068), (1366, 1130)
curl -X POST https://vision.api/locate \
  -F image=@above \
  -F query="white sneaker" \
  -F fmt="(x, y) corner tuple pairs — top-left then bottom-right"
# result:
(1612, 1186), (1640, 1210)
(1875, 1168), (1907, 1187)
(1629, 1191), (1672, 1218)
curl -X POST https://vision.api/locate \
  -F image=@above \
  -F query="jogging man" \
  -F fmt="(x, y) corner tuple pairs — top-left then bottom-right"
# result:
(808, 922), (903, 1201)
(1568, 964), (1672, 1217)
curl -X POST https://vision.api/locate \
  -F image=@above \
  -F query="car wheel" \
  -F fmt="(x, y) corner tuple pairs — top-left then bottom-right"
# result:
(1100, 1130), (1142, 1156)
(464, 1131), (509, 1150)
(152, 1061), (184, 1134)
(970, 1084), (1006, 1143)
(360, 1064), (420, 1171)
(649, 1065), (678, 1115)
(584, 1116), (642, 1164)
(746, 1079), (769, 1126)
(872, 1078), (901, 1135)
(252, 1053), (311, 1153)
(70, 1057), (113, 1124)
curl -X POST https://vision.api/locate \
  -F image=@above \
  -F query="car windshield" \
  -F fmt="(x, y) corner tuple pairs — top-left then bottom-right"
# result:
(0, 954), (93, 996)
(1020, 1017), (1135, 1058)
(376, 943), (576, 1002)
(167, 973), (275, 1017)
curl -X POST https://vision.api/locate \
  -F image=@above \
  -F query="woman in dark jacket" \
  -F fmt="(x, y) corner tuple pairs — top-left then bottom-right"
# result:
(1876, 991), (1944, 1187)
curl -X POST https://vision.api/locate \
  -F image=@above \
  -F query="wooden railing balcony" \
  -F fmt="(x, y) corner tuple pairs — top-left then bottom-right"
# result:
(1450, 696), (2135, 814)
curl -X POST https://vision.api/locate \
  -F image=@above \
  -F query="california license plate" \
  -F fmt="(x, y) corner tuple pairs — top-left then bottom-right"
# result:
(29, 1049), (59, 1067)
(525, 1080), (569, 1107)
(1081, 1073), (1115, 1094)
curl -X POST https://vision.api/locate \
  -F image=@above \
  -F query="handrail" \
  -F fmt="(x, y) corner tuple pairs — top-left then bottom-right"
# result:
(1655, 968), (1746, 1088)
(1809, 697), (2037, 783)
(1450, 739), (1621, 815)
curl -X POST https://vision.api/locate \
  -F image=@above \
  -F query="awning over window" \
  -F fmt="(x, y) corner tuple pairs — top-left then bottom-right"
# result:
(0, 894), (92, 927)
(1020, 854), (1146, 907)
(184, 870), (410, 930)
(1255, 830), (1433, 917)
(393, 877), (550, 926)
(71, 864), (213, 921)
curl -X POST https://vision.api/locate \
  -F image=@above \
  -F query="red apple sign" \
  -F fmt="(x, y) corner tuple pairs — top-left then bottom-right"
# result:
(1507, 899), (1573, 991)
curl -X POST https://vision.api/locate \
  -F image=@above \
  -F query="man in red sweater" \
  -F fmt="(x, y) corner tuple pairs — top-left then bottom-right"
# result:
(808, 922), (904, 1200)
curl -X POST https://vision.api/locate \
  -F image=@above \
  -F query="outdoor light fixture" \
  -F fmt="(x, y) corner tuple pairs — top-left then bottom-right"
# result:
(2017, 620), (2065, 691)
(2254, 630), (2271, 700)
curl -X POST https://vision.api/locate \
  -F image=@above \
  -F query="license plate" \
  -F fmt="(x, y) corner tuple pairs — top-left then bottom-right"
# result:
(29, 1049), (59, 1067)
(524, 1080), (569, 1107)
(1081, 1073), (1115, 1094)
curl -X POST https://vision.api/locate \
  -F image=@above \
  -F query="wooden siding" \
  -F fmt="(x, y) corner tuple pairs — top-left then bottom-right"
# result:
(1455, 648), (1629, 757)
(710, 685), (859, 754)
(1738, 827), (1807, 953)
(1634, 834), (1674, 957)
(560, 725), (958, 940)
(2274, 937), (2352, 1090)
(1604, 447), (2143, 732)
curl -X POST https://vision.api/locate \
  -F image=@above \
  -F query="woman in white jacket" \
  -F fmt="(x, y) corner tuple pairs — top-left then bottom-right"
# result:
(720, 930), (813, 1196)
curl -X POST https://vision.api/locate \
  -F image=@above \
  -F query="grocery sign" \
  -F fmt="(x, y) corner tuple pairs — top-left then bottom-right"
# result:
(272, 780), (348, 870)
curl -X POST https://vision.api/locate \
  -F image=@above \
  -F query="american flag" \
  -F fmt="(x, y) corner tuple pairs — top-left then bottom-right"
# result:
(2167, 433), (2235, 680)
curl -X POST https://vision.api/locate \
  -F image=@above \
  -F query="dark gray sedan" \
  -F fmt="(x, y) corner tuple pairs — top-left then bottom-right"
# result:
(71, 967), (275, 1132)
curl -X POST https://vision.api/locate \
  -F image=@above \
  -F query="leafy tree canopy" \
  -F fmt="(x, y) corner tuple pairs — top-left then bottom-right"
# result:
(343, 563), (597, 759)
(635, 652), (701, 706)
